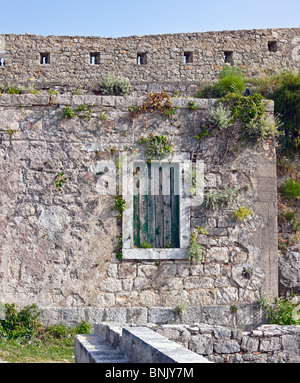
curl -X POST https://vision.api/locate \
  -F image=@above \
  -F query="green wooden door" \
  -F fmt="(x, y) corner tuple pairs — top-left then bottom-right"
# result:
(133, 162), (180, 248)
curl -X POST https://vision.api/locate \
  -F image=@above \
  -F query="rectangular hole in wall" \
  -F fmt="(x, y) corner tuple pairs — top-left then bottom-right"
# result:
(137, 52), (147, 65)
(90, 52), (100, 65)
(184, 52), (193, 64)
(268, 41), (278, 52)
(224, 51), (233, 64)
(40, 53), (50, 65)
(0, 58), (4, 66)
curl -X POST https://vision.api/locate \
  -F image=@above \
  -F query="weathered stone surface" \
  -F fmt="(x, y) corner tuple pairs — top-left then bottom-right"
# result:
(214, 340), (240, 354)
(279, 245), (300, 295)
(189, 334), (214, 355)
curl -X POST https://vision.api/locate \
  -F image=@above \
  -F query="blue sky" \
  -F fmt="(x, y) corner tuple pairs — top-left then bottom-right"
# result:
(0, 0), (299, 37)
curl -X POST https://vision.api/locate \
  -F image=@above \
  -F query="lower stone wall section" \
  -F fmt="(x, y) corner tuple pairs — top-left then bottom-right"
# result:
(152, 323), (300, 363)
(39, 303), (266, 330)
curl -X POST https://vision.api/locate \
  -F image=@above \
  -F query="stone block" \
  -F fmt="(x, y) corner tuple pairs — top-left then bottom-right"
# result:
(202, 306), (233, 327)
(259, 337), (281, 352)
(126, 307), (148, 326)
(85, 308), (104, 323)
(214, 339), (240, 354)
(62, 308), (86, 326)
(104, 308), (127, 323)
(241, 336), (259, 352)
(148, 307), (176, 324)
(189, 334), (213, 355)
(213, 327), (232, 339)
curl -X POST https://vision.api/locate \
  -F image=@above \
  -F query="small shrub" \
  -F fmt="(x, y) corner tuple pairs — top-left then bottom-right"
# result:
(280, 178), (300, 200)
(197, 67), (246, 98)
(187, 228), (205, 263)
(173, 302), (187, 316)
(62, 106), (76, 119)
(139, 134), (174, 163)
(208, 104), (232, 130)
(258, 296), (300, 325)
(204, 185), (240, 210)
(114, 195), (126, 221)
(45, 324), (69, 339)
(71, 321), (92, 335)
(214, 66), (246, 97)
(245, 114), (283, 141)
(220, 93), (266, 125)
(270, 70), (300, 156)
(0, 303), (42, 340)
(100, 74), (131, 95)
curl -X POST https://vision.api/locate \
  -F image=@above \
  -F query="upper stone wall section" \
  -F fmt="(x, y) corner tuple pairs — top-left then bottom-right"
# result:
(0, 28), (299, 94)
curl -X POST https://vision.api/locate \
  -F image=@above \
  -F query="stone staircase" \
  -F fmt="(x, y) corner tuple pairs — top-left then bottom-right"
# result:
(75, 322), (211, 363)
(75, 333), (130, 363)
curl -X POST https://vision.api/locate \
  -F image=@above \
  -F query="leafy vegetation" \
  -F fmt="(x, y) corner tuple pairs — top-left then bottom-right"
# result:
(114, 194), (126, 222)
(140, 241), (152, 248)
(280, 178), (300, 200)
(197, 67), (246, 98)
(0, 83), (38, 95)
(197, 68), (300, 155)
(0, 303), (91, 363)
(268, 71), (300, 156)
(100, 74), (131, 95)
(139, 134), (174, 163)
(232, 206), (254, 221)
(208, 104), (232, 130)
(204, 185), (240, 210)
(258, 295), (300, 325)
(187, 227), (207, 263)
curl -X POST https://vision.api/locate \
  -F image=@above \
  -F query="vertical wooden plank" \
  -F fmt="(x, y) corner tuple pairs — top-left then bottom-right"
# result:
(171, 165), (180, 248)
(139, 164), (148, 246)
(147, 163), (155, 247)
(162, 164), (171, 247)
(155, 166), (164, 248)
(133, 166), (140, 247)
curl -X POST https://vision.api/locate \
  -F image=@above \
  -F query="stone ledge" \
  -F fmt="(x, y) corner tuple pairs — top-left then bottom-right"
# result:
(0, 94), (274, 114)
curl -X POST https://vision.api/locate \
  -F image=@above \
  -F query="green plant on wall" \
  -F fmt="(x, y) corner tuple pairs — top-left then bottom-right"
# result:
(139, 134), (174, 163)
(115, 234), (123, 260)
(208, 104), (232, 130)
(113, 193), (126, 260)
(55, 172), (67, 191)
(188, 100), (199, 111)
(187, 227), (207, 263)
(62, 104), (91, 120)
(204, 185), (240, 210)
(173, 302), (187, 316)
(232, 206), (254, 221)
(62, 106), (76, 119)
(140, 241), (152, 248)
(257, 295), (300, 325)
(114, 194), (126, 222)
(129, 91), (177, 119)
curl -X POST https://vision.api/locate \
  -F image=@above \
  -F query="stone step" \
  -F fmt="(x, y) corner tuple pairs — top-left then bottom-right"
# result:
(74, 334), (130, 363)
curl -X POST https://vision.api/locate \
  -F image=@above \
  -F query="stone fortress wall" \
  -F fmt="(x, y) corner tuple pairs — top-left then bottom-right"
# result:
(0, 27), (299, 329)
(0, 94), (277, 329)
(0, 28), (300, 95)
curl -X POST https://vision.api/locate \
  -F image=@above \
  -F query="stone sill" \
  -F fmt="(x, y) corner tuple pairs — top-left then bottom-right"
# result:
(122, 248), (187, 260)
